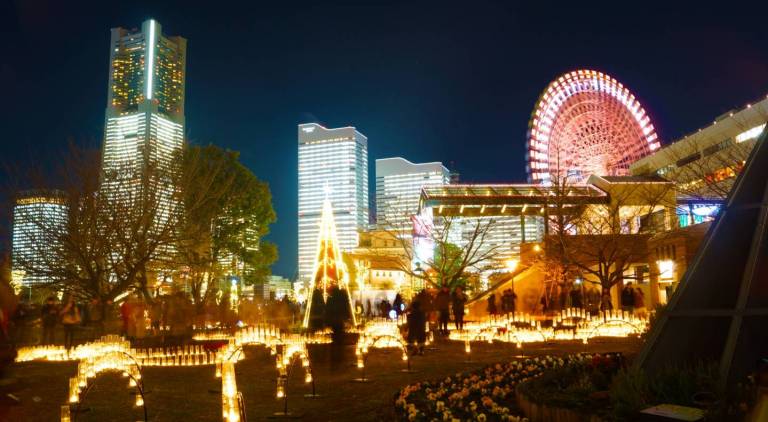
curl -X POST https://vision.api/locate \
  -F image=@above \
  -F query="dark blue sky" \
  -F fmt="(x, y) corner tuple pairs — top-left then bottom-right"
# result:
(2, 1), (767, 278)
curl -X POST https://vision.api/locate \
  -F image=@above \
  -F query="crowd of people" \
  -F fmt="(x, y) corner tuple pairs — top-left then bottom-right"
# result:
(0, 290), (303, 351)
(403, 286), (469, 355)
(620, 282), (647, 317)
(0, 279), (650, 355)
(538, 283), (648, 317)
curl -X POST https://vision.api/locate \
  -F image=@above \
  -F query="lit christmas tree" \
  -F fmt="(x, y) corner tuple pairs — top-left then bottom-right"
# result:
(303, 196), (357, 329)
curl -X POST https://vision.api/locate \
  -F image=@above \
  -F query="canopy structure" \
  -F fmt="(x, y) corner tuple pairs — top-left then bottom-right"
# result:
(635, 126), (768, 388)
(419, 183), (608, 217)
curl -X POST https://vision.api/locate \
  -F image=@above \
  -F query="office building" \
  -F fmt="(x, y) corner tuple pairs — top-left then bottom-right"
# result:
(101, 19), (186, 226)
(298, 123), (368, 283)
(375, 157), (450, 236)
(12, 191), (68, 287)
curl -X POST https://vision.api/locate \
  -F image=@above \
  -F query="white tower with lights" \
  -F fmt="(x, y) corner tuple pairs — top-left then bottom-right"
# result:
(297, 123), (368, 284)
(101, 19), (186, 224)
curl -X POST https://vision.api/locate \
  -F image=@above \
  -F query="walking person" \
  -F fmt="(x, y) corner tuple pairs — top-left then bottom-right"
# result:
(41, 296), (59, 345)
(435, 287), (450, 336)
(540, 294), (548, 315)
(406, 298), (426, 355)
(393, 293), (404, 317)
(586, 286), (601, 314)
(509, 289), (517, 316)
(452, 287), (467, 331)
(133, 297), (147, 343)
(60, 297), (81, 349)
(634, 287), (647, 318)
(600, 288), (613, 314)
(570, 285), (583, 309)
(487, 293), (498, 319)
(620, 283), (635, 313)
(120, 296), (133, 338)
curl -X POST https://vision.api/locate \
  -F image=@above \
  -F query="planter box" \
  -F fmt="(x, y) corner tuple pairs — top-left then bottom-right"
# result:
(516, 390), (603, 422)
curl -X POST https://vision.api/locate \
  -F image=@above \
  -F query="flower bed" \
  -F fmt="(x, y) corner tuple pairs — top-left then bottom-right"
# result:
(394, 355), (585, 421)
(515, 353), (624, 421)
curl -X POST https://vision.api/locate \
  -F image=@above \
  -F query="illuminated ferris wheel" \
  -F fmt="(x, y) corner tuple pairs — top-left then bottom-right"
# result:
(526, 69), (660, 184)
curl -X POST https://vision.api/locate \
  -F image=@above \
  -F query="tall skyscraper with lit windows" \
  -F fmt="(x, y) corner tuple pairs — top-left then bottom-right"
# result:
(102, 19), (186, 220)
(298, 123), (368, 283)
(12, 191), (68, 287)
(375, 157), (450, 236)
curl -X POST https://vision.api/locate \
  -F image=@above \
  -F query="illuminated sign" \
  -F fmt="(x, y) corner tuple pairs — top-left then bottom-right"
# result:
(735, 123), (766, 143)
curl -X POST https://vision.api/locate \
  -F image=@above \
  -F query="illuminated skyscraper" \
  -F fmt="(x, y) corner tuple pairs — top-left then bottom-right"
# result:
(376, 157), (450, 236)
(12, 191), (68, 287)
(102, 19), (186, 230)
(298, 123), (368, 283)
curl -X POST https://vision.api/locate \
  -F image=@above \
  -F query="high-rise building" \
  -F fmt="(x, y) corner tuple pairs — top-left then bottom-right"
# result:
(102, 19), (186, 223)
(375, 157), (450, 236)
(298, 123), (368, 283)
(12, 191), (68, 287)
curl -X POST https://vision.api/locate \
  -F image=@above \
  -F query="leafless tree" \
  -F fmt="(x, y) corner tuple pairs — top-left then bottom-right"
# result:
(545, 175), (676, 297)
(7, 144), (228, 307)
(374, 213), (503, 291)
(652, 138), (753, 200)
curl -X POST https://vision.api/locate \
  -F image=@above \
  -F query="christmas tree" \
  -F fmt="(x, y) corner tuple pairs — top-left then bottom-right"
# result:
(303, 196), (356, 329)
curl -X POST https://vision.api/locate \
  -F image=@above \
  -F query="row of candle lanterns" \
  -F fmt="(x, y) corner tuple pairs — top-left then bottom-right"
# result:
(447, 308), (649, 353)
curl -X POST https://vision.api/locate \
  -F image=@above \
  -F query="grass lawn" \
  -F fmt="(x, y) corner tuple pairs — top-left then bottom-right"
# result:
(0, 336), (641, 421)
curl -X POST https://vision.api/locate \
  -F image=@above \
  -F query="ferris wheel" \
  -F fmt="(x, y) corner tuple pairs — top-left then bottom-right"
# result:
(527, 69), (660, 184)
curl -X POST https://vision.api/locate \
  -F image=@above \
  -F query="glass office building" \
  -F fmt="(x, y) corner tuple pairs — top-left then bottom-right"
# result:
(298, 123), (369, 283)
(375, 157), (450, 237)
(102, 19), (186, 223)
(12, 191), (68, 287)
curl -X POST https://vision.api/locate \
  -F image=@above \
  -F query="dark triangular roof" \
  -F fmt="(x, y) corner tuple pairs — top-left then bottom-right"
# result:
(635, 126), (768, 388)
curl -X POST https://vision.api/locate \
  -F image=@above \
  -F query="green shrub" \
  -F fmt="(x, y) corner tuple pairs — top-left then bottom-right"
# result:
(609, 367), (650, 418)
(609, 361), (721, 419)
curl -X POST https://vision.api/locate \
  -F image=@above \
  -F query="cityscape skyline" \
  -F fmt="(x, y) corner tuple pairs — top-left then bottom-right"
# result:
(2, 3), (767, 278)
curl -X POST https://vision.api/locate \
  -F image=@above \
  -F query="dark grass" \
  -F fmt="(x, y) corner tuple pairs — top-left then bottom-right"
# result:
(0, 337), (641, 421)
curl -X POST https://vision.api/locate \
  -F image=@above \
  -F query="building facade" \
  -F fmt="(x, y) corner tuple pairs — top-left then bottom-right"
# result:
(12, 191), (68, 287)
(375, 157), (450, 236)
(417, 184), (582, 271)
(630, 97), (768, 204)
(102, 19), (186, 226)
(297, 123), (368, 283)
(647, 222), (710, 306)
(345, 230), (416, 306)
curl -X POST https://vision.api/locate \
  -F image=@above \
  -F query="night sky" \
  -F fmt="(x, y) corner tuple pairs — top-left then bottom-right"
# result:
(2, 1), (767, 278)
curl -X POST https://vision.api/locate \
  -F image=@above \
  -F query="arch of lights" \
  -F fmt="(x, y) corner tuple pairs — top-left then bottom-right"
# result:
(527, 69), (660, 184)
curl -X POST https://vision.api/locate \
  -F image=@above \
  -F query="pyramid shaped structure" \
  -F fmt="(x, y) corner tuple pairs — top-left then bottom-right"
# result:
(636, 126), (768, 388)
(302, 197), (356, 328)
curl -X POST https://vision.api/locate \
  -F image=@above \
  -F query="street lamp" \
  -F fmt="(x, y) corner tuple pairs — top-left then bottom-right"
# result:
(506, 259), (519, 272)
